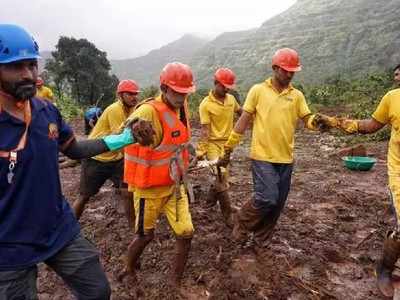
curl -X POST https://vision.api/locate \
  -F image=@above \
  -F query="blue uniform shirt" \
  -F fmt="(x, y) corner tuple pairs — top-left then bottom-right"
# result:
(0, 97), (80, 271)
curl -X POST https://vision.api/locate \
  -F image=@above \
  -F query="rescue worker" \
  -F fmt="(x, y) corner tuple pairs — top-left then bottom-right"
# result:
(119, 62), (196, 288)
(0, 24), (145, 299)
(84, 106), (103, 135)
(35, 76), (54, 102)
(197, 68), (242, 227)
(333, 64), (400, 297)
(218, 48), (335, 247)
(73, 80), (140, 228)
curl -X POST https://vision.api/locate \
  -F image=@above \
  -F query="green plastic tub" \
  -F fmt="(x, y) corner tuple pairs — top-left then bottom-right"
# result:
(342, 156), (377, 171)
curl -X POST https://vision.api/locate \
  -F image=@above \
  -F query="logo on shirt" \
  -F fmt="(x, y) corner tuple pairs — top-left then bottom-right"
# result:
(171, 130), (181, 138)
(48, 123), (59, 140)
(283, 96), (294, 102)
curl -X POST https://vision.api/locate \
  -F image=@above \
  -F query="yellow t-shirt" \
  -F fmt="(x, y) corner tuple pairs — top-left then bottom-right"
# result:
(89, 99), (134, 162)
(36, 86), (54, 102)
(372, 88), (400, 174)
(126, 95), (181, 198)
(243, 78), (311, 163)
(199, 91), (241, 141)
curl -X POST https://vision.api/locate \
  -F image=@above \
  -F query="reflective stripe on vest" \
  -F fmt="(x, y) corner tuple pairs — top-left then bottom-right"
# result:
(125, 153), (171, 167)
(124, 100), (190, 189)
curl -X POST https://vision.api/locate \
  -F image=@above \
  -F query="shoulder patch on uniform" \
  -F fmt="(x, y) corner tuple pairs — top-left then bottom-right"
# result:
(48, 123), (59, 140)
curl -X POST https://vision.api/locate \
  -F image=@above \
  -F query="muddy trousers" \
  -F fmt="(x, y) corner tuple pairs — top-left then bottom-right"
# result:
(0, 234), (110, 300)
(236, 160), (293, 242)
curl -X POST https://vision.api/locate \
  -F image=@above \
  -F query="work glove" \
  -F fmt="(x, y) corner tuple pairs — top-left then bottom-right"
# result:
(312, 113), (339, 132)
(130, 118), (156, 146)
(337, 118), (359, 134)
(217, 147), (232, 168)
(102, 127), (135, 151)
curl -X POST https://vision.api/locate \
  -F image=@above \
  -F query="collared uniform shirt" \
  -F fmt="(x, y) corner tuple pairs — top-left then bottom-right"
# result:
(243, 78), (311, 163)
(36, 86), (54, 102)
(89, 99), (134, 162)
(0, 98), (79, 271)
(199, 91), (241, 141)
(372, 88), (400, 175)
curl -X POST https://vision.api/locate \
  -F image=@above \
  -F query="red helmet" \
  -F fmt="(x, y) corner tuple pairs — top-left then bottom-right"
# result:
(214, 68), (236, 89)
(117, 79), (140, 94)
(36, 77), (44, 86)
(160, 62), (196, 94)
(272, 48), (302, 72)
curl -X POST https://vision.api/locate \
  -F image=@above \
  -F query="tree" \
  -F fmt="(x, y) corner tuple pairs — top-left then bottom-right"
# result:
(140, 85), (159, 100)
(46, 37), (118, 107)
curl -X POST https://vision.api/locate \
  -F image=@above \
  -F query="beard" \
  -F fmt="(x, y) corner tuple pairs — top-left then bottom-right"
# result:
(1, 79), (36, 101)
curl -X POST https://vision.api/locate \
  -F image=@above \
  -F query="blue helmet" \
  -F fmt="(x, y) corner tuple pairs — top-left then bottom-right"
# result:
(0, 24), (41, 64)
(84, 107), (103, 120)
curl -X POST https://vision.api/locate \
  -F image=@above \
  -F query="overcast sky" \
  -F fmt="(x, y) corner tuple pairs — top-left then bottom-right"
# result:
(1, 0), (296, 60)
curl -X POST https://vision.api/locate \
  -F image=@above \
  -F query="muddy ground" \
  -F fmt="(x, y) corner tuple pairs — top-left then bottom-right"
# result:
(37, 119), (394, 299)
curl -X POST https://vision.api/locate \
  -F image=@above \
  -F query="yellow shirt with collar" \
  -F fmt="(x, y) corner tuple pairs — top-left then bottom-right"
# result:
(89, 99), (134, 162)
(199, 91), (241, 141)
(372, 88), (400, 174)
(243, 78), (311, 163)
(36, 86), (54, 102)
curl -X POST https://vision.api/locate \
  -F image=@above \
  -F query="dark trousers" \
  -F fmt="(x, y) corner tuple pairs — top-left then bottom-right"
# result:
(0, 234), (111, 300)
(79, 158), (125, 198)
(251, 159), (293, 223)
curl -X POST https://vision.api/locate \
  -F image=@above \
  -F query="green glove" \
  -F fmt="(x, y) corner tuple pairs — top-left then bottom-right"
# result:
(102, 127), (135, 151)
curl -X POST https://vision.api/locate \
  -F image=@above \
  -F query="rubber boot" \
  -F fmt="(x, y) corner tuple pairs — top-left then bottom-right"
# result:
(118, 233), (154, 282)
(253, 220), (276, 247)
(170, 238), (192, 287)
(217, 191), (234, 228)
(232, 199), (264, 242)
(376, 231), (400, 297)
(204, 186), (218, 209)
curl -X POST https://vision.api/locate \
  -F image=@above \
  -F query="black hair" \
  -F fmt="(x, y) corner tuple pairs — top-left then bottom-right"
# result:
(393, 64), (400, 73)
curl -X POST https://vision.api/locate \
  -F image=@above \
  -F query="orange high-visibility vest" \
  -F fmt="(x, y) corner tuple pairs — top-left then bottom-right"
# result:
(124, 100), (190, 189)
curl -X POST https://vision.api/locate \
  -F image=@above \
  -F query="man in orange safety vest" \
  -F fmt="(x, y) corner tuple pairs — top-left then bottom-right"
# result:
(119, 62), (196, 288)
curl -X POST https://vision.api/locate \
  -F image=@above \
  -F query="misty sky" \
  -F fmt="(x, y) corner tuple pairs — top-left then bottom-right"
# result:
(1, 0), (296, 59)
